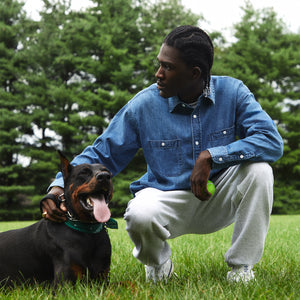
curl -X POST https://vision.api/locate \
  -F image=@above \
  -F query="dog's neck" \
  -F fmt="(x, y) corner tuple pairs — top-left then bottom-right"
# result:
(64, 219), (104, 234)
(60, 193), (118, 233)
(64, 215), (118, 233)
(58, 192), (88, 223)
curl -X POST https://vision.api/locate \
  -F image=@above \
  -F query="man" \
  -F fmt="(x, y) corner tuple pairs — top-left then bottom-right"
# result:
(41, 25), (283, 283)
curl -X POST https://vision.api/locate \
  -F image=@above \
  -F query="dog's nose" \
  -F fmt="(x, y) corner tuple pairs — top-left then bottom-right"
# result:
(96, 172), (111, 181)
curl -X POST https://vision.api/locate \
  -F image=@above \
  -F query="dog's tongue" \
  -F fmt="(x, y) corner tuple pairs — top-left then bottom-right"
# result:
(91, 196), (111, 223)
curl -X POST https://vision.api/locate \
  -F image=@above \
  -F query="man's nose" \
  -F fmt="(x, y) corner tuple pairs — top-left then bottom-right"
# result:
(155, 66), (164, 79)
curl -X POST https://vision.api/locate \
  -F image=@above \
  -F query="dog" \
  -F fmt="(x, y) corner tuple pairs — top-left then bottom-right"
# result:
(0, 151), (116, 287)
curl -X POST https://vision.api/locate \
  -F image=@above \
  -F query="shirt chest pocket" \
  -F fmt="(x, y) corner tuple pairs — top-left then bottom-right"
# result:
(147, 139), (183, 177)
(208, 126), (236, 147)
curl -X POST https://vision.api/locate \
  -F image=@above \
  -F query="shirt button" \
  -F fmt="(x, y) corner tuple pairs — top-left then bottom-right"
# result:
(195, 141), (199, 146)
(223, 130), (227, 135)
(161, 142), (165, 147)
(240, 154), (244, 159)
(193, 115), (197, 119)
(219, 157), (223, 162)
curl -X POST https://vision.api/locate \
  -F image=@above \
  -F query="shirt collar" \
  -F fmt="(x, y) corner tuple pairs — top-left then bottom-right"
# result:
(168, 80), (215, 114)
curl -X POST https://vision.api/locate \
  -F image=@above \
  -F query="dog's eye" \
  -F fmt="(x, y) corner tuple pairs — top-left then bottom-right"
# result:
(77, 168), (93, 182)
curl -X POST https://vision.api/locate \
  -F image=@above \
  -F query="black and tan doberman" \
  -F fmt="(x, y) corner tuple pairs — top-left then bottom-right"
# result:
(0, 151), (117, 287)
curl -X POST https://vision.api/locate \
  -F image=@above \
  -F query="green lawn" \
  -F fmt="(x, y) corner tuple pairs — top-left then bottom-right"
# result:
(0, 215), (299, 299)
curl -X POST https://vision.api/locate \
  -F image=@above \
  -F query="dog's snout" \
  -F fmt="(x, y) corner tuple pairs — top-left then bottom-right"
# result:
(96, 172), (111, 181)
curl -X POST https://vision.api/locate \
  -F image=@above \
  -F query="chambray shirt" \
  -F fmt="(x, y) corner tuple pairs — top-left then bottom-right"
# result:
(50, 76), (283, 195)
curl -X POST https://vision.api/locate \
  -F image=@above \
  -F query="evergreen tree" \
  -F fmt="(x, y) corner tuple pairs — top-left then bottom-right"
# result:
(3, 0), (298, 217)
(136, 0), (200, 85)
(213, 3), (300, 213)
(16, 0), (77, 195)
(0, 0), (35, 207)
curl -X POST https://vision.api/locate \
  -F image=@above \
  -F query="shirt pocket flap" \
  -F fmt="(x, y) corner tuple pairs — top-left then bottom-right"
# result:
(209, 126), (235, 141)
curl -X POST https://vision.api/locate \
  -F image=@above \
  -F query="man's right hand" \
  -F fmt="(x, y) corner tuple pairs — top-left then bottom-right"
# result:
(41, 186), (67, 222)
(190, 150), (212, 201)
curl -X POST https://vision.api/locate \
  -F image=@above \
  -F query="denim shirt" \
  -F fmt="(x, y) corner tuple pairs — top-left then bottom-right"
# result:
(50, 76), (283, 195)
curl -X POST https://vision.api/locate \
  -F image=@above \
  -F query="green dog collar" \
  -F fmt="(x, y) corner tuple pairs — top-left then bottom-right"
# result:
(106, 217), (118, 229)
(65, 218), (118, 234)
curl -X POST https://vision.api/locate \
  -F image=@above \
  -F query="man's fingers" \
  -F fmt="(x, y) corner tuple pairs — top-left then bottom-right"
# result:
(41, 199), (67, 222)
(191, 182), (211, 201)
(60, 202), (67, 212)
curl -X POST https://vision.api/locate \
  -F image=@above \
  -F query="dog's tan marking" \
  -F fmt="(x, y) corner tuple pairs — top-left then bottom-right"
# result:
(71, 263), (85, 279)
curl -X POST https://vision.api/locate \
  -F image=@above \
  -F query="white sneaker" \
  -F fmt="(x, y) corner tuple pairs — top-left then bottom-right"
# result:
(145, 259), (174, 283)
(227, 265), (255, 283)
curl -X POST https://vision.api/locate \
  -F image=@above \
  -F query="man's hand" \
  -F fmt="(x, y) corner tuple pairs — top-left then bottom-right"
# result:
(190, 150), (212, 201)
(41, 186), (67, 222)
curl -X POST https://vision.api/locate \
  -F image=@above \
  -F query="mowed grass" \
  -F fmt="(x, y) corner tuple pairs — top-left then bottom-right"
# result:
(0, 215), (299, 299)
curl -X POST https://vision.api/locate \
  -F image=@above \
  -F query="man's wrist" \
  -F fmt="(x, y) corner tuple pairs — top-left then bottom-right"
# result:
(49, 186), (64, 195)
(198, 150), (212, 167)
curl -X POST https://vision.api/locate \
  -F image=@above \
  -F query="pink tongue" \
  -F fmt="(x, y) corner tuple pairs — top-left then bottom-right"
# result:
(91, 196), (111, 223)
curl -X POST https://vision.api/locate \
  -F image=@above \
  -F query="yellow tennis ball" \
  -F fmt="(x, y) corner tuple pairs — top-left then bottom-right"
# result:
(207, 180), (215, 196)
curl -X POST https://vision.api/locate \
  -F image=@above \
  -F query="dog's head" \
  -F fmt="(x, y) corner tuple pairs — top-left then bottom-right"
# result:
(58, 151), (113, 223)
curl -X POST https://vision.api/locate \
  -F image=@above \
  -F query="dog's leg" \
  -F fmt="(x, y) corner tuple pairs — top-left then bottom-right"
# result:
(53, 262), (86, 286)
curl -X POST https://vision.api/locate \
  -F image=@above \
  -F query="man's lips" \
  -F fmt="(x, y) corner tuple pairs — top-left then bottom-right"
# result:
(156, 80), (166, 90)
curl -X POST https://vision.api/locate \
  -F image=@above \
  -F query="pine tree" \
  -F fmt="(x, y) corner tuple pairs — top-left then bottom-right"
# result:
(0, 0), (35, 207)
(213, 3), (300, 213)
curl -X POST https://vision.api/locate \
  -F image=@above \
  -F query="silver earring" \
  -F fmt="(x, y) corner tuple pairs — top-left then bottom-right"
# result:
(204, 84), (210, 97)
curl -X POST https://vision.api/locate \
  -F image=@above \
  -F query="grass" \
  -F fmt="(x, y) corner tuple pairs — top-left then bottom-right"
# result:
(0, 215), (299, 299)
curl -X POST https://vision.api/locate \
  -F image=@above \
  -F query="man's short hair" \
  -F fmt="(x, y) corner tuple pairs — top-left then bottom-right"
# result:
(164, 25), (214, 90)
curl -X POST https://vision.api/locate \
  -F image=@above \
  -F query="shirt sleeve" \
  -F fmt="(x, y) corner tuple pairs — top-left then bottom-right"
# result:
(49, 101), (140, 189)
(207, 82), (283, 169)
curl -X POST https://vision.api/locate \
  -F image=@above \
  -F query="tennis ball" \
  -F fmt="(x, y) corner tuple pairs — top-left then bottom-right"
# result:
(207, 180), (215, 196)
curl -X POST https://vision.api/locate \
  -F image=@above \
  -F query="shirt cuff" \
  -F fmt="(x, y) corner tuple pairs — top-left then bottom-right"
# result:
(208, 146), (255, 169)
(207, 146), (229, 169)
(47, 172), (64, 191)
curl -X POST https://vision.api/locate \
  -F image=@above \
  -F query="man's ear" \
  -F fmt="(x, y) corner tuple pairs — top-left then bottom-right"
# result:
(191, 66), (202, 80)
(58, 150), (73, 182)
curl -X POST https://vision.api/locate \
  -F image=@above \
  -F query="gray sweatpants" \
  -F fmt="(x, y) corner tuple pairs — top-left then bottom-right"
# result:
(124, 162), (273, 267)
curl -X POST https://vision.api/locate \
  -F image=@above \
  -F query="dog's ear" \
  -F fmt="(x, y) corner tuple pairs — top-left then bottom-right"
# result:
(58, 150), (73, 181)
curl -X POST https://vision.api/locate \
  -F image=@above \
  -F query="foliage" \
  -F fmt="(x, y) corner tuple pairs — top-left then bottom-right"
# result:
(0, 0), (200, 216)
(0, 0), (37, 206)
(213, 2), (300, 214)
(0, 0), (299, 217)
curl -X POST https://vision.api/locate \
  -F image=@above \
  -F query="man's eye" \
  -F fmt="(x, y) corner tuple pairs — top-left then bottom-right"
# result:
(155, 60), (172, 71)
(163, 64), (171, 70)
(161, 63), (172, 71)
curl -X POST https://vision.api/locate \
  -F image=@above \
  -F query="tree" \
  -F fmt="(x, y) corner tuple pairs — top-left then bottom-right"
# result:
(213, 2), (300, 213)
(5, 0), (298, 217)
(0, 0), (202, 217)
(135, 0), (201, 86)
(109, 0), (202, 214)
(0, 0), (36, 207)
(15, 0), (78, 196)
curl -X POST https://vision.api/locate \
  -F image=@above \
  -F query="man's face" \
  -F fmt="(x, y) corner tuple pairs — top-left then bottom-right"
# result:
(155, 43), (197, 101)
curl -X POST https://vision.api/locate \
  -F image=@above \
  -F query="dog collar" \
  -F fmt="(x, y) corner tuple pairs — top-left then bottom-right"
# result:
(65, 218), (118, 234)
